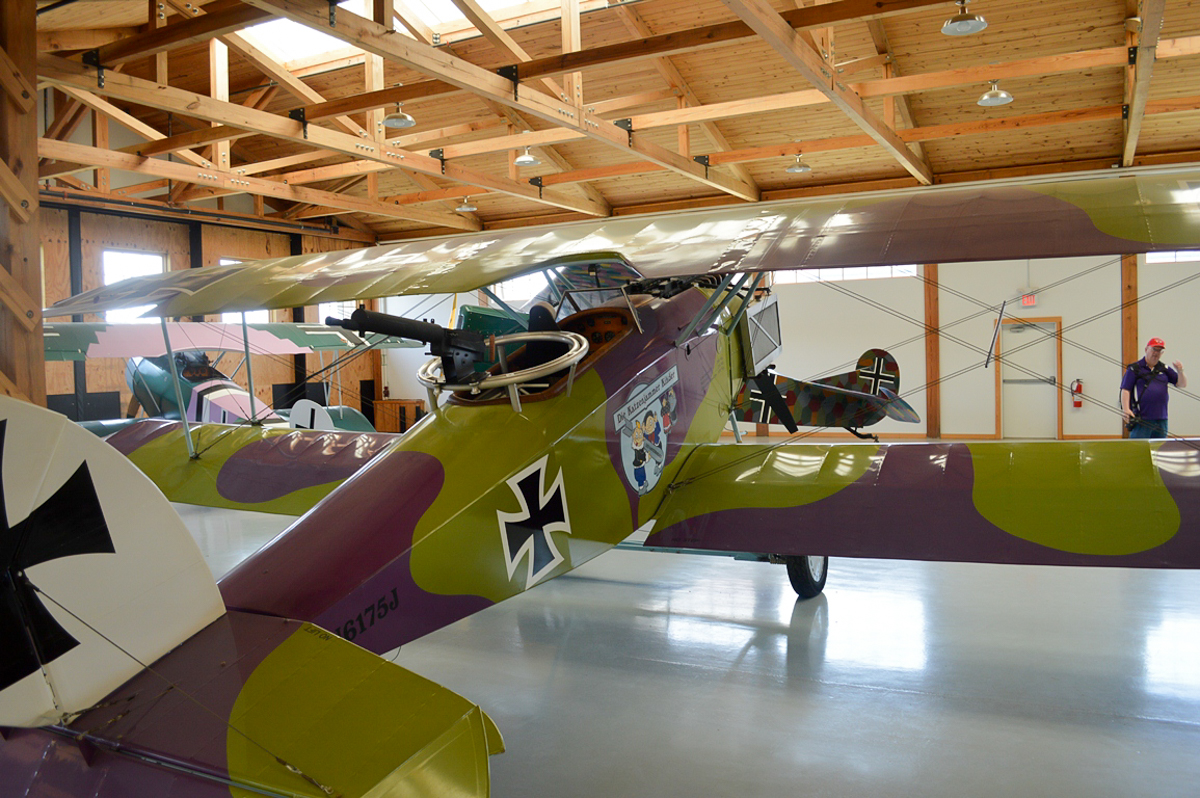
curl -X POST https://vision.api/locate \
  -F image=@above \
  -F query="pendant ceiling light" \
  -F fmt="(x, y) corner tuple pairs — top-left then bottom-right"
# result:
(383, 102), (415, 129)
(456, 197), (477, 212)
(977, 80), (1013, 106)
(514, 146), (540, 167)
(785, 154), (812, 174)
(942, 0), (987, 35)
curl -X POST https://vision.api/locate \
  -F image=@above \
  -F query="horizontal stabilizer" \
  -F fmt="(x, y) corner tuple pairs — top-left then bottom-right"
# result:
(0, 611), (503, 797)
(648, 439), (1200, 569)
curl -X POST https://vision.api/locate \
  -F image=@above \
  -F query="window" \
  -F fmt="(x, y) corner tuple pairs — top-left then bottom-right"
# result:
(493, 271), (549, 304)
(241, 1), (369, 65)
(218, 259), (269, 324)
(1146, 251), (1200, 263)
(772, 264), (918, 284)
(319, 299), (359, 325)
(102, 249), (165, 323)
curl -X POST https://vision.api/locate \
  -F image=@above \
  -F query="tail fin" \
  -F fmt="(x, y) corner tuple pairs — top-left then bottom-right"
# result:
(0, 396), (501, 795)
(0, 396), (224, 728)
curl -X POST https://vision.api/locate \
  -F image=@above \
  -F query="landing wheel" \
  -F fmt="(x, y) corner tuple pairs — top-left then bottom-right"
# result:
(785, 555), (828, 598)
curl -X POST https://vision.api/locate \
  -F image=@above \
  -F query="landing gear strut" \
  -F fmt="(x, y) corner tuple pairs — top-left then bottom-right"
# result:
(785, 555), (828, 598)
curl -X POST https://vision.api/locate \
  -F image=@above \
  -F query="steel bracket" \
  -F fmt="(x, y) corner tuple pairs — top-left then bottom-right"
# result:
(289, 108), (308, 139)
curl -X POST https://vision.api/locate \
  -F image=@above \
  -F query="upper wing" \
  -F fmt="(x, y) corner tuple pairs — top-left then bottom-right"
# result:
(645, 439), (1200, 568)
(44, 321), (416, 360)
(45, 168), (1200, 320)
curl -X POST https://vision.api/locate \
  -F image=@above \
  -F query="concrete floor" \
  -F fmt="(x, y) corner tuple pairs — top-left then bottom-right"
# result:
(182, 506), (1200, 798)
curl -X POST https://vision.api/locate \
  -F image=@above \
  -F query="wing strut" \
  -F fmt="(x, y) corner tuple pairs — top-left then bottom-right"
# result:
(160, 317), (197, 459)
(239, 312), (261, 424)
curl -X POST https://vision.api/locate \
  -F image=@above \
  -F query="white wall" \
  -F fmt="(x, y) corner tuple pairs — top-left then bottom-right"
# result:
(939, 256), (1123, 438)
(773, 274), (927, 436)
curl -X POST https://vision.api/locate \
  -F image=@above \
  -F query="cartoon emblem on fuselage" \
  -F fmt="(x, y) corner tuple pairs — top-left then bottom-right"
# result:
(615, 366), (680, 495)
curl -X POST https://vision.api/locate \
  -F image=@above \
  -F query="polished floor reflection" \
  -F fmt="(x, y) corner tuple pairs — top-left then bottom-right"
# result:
(391, 553), (1200, 798)
(181, 509), (1200, 798)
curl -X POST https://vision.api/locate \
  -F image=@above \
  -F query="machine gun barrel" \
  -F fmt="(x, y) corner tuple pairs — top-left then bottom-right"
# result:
(327, 308), (486, 384)
(328, 308), (446, 347)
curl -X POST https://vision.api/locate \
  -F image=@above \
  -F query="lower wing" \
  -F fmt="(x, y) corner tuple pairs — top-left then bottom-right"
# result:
(646, 439), (1200, 568)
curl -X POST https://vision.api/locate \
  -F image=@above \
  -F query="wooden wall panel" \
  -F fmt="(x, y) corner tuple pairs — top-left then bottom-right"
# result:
(41, 208), (73, 397)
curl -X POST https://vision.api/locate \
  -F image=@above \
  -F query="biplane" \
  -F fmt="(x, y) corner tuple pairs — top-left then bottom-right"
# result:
(4, 168), (1200, 796)
(43, 320), (415, 434)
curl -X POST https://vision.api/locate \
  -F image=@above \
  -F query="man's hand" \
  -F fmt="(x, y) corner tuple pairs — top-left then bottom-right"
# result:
(1174, 360), (1184, 372)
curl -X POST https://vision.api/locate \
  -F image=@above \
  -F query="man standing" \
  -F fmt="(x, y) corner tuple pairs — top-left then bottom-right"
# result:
(1121, 337), (1186, 438)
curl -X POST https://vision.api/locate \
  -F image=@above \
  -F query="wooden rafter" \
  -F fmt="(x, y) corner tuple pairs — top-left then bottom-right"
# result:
(1123, 0), (1166, 166)
(239, 0), (758, 202)
(506, 0), (951, 82)
(720, 0), (931, 184)
(37, 52), (612, 217)
(38, 138), (482, 230)
(91, 0), (273, 65)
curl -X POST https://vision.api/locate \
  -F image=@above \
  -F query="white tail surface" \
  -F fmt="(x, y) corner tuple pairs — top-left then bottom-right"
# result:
(0, 396), (224, 727)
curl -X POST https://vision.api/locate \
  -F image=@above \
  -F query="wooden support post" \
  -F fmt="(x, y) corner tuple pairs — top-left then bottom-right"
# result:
(92, 109), (110, 192)
(209, 39), (230, 172)
(923, 263), (940, 439)
(149, 0), (168, 84)
(1121, 253), (1138, 370)
(0, 0), (43, 404)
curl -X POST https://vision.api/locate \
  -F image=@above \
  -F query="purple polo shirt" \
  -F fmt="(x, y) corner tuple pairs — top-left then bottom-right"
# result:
(1121, 358), (1179, 419)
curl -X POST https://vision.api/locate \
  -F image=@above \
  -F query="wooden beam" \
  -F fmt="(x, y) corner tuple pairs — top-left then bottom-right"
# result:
(0, 0), (43, 404)
(93, 1), (273, 65)
(149, 0), (168, 84)
(0, 158), (33, 222)
(52, 84), (215, 169)
(720, 0), (931, 184)
(36, 27), (139, 54)
(209, 39), (230, 172)
(614, 6), (759, 197)
(38, 138), (483, 231)
(0, 255), (39, 332)
(508, 0), (951, 81)
(241, 0), (757, 202)
(0, 41), (35, 113)
(38, 53), (611, 216)
(1123, 0), (1166, 166)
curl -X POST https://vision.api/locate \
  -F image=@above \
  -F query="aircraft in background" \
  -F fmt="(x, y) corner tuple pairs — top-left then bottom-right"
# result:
(5, 168), (1200, 795)
(44, 320), (417, 434)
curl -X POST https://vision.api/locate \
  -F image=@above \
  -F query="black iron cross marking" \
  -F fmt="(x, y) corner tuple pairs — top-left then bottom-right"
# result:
(858, 357), (899, 395)
(748, 386), (773, 423)
(0, 420), (113, 692)
(498, 460), (569, 587)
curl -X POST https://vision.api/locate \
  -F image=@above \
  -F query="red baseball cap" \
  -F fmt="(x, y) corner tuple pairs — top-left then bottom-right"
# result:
(1147, 337), (1166, 349)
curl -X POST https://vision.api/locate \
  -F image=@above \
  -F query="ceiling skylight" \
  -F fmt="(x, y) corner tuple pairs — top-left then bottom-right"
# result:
(242, 0), (369, 65)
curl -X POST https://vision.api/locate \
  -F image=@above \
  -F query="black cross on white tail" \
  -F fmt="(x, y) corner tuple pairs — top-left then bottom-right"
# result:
(497, 457), (571, 588)
(0, 420), (113, 692)
(857, 356), (899, 395)
(748, 386), (773, 423)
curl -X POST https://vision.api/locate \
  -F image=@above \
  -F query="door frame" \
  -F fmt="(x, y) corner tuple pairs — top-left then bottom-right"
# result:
(994, 316), (1063, 440)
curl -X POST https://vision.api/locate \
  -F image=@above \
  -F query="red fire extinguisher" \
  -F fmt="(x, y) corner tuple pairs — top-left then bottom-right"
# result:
(1070, 379), (1083, 409)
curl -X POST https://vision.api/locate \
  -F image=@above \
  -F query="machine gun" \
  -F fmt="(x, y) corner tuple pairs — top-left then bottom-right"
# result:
(327, 308), (486, 384)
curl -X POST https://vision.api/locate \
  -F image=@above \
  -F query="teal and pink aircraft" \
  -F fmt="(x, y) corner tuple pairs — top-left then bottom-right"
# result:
(4, 168), (1200, 796)
(43, 320), (411, 434)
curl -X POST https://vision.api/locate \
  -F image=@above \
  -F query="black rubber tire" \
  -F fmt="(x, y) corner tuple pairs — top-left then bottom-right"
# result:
(785, 555), (828, 598)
